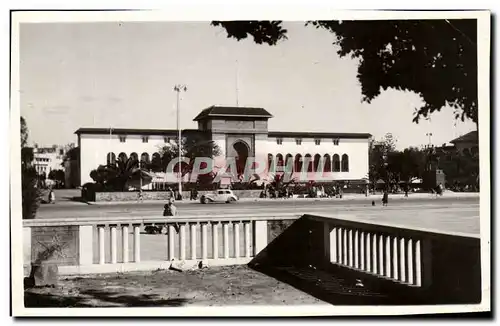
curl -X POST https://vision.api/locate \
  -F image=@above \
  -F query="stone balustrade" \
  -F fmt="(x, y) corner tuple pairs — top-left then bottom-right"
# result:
(23, 213), (299, 275)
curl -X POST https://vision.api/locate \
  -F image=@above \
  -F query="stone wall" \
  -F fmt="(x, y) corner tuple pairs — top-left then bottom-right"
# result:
(93, 189), (263, 202)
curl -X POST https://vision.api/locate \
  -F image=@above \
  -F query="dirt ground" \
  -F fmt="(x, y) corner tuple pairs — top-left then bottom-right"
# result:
(24, 265), (323, 307)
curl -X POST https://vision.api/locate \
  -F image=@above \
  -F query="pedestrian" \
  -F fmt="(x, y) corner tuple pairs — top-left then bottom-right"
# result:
(404, 184), (409, 197)
(163, 199), (180, 233)
(382, 190), (388, 206)
(48, 188), (56, 204)
(167, 187), (175, 202)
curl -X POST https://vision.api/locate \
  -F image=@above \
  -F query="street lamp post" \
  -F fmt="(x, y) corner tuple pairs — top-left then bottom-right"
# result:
(174, 84), (187, 199)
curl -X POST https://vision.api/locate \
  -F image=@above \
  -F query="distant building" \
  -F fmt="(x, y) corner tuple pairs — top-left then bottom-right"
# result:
(32, 145), (66, 176)
(75, 106), (371, 187)
(449, 130), (478, 156)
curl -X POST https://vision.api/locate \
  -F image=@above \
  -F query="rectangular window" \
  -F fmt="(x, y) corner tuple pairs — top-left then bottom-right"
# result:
(119, 136), (126, 143)
(333, 138), (340, 145)
(142, 136), (149, 143)
(295, 138), (302, 145)
(276, 138), (283, 145)
(315, 139), (321, 145)
(164, 137), (171, 143)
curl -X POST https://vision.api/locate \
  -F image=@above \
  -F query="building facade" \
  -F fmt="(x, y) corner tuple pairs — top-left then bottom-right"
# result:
(32, 145), (66, 176)
(76, 106), (371, 186)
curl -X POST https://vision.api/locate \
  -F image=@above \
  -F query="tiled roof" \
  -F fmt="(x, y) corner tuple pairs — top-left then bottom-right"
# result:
(268, 131), (372, 139)
(193, 106), (273, 121)
(75, 128), (203, 135)
(450, 131), (478, 144)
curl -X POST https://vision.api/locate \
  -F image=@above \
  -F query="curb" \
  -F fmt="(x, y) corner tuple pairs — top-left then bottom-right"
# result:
(86, 192), (479, 206)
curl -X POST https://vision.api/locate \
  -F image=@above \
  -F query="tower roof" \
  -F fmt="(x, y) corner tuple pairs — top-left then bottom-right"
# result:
(193, 106), (273, 121)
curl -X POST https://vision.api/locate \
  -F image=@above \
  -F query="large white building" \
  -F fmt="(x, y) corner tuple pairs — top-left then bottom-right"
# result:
(76, 106), (371, 187)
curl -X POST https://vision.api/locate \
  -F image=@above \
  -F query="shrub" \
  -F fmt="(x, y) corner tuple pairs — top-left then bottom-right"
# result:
(22, 167), (42, 219)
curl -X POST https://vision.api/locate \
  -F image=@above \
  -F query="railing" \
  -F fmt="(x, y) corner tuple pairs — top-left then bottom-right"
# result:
(23, 213), (299, 275)
(304, 214), (481, 301)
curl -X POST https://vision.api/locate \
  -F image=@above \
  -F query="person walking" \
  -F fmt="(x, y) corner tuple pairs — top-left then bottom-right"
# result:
(382, 190), (389, 206)
(48, 188), (56, 204)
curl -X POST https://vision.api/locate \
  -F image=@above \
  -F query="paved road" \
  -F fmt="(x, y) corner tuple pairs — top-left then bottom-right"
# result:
(36, 197), (480, 235)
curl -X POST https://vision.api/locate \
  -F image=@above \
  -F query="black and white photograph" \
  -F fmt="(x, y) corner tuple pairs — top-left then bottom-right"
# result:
(10, 8), (491, 317)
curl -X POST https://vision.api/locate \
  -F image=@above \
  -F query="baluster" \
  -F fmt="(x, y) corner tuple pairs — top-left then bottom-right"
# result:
(348, 229), (354, 267)
(385, 235), (391, 278)
(244, 222), (251, 258)
(179, 223), (186, 260)
(407, 239), (414, 285)
(98, 225), (105, 265)
(342, 228), (348, 265)
(366, 233), (371, 272)
(110, 224), (117, 264)
(372, 233), (378, 274)
(354, 230), (359, 268)
(337, 227), (343, 265)
(168, 224), (175, 260)
(190, 223), (197, 260)
(392, 236), (399, 280)
(201, 223), (208, 260)
(331, 227), (338, 263)
(378, 234), (384, 276)
(360, 231), (365, 270)
(399, 237), (406, 283)
(234, 222), (240, 258)
(133, 224), (141, 262)
(212, 222), (219, 259)
(122, 224), (129, 263)
(223, 222), (229, 259)
(415, 239), (422, 287)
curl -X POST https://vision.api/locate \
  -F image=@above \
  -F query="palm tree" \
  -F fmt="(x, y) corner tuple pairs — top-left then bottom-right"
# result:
(90, 157), (153, 191)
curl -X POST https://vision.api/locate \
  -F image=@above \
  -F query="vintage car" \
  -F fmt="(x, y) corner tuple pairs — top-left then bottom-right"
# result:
(200, 189), (239, 204)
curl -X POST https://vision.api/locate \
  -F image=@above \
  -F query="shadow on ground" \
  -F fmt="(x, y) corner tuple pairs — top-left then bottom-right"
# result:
(249, 215), (481, 306)
(24, 287), (190, 308)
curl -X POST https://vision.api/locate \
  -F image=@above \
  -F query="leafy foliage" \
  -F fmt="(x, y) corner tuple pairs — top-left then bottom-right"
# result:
(20, 116), (42, 219)
(89, 156), (144, 191)
(21, 117), (28, 147)
(213, 19), (478, 125)
(211, 21), (288, 45)
(157, 133), (222, 176)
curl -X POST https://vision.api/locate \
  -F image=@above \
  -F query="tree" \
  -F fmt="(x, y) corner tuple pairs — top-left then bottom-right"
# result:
(21, 117), (28, 148)
(157, 133), (222, 177)
(213, 20), (477, 126)
(20, 116), (42, 219)
(89, 156), (147, 191)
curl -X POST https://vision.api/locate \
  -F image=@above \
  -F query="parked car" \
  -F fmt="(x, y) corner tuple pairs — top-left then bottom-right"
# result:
(200, 189), (239, 204)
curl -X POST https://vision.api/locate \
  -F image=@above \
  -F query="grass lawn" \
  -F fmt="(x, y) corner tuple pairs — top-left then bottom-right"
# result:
(24, 265), (323, 307)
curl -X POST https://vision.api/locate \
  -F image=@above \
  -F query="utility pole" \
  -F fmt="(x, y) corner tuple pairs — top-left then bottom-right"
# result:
(174, 84), (187, 199)
(235, 59), (239, 107)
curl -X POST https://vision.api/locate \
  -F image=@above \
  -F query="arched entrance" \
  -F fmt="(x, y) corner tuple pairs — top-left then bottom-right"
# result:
(232, 140), (250, 177)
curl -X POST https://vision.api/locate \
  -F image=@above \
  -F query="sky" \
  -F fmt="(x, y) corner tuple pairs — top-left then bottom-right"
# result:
(19, 21), (477, 150)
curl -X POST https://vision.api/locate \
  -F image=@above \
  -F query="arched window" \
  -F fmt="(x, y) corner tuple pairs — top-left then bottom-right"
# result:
(267, 153), (274, 172)
(285, 154), (293, 173)
(294, 154), (302, 172)
(276, 154), (284, 168)
(151, 152), (162, 172)
(118, 152), (128, 163)
(341, 154), (349, 172)
(323, 154), (331, 172)
(313, 154), (321, 172)
(304, 154), (313, 172)
(130, 152), (139, 162)
(141, 152), (150, 164)
(332, 154), (340, 172)
(106, 152), (116, 165)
